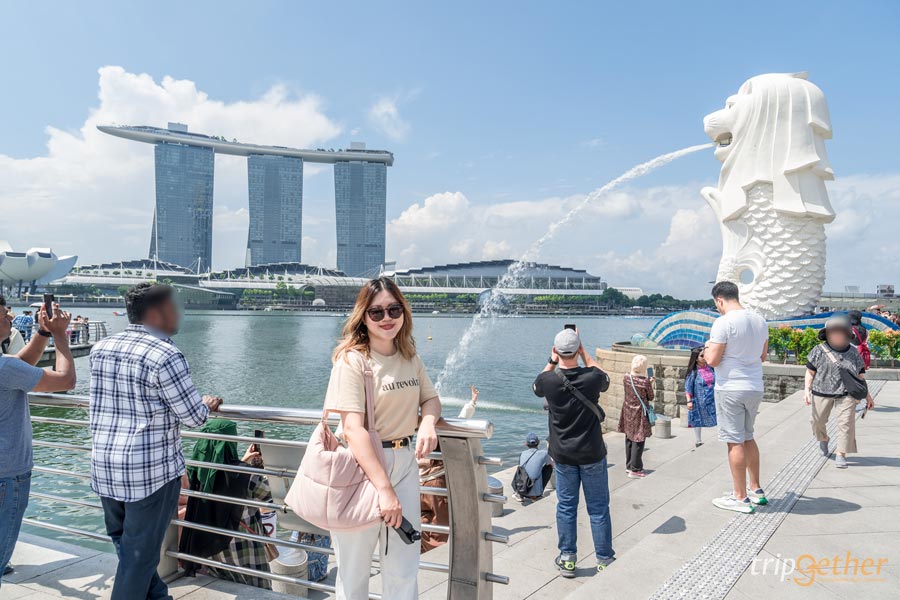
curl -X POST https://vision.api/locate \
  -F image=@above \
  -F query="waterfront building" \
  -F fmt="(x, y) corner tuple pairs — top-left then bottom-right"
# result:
(98, 124), (393, 274)
(150, 139), (215, 273)
(246, 155), (303, 266)
(334, 157), (387, 277)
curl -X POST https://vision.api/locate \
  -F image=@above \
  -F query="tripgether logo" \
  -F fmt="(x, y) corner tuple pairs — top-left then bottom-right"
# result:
(751, 552), (889, 586)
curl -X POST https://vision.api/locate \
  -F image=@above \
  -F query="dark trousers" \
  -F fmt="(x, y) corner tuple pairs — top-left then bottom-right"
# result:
(100, 477), (181, 600)
(625, 439), (645, 472)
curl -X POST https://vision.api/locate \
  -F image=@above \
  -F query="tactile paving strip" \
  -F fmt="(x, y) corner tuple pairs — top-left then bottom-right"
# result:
(650, 382), (886, 600)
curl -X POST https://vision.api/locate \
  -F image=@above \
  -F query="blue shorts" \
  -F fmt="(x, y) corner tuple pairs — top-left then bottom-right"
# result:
(715, 390), (763, 443)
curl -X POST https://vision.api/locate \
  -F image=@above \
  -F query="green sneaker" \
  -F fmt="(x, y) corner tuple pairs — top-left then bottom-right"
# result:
(597, 557), (615, 572)
(555, 554), (576, 578)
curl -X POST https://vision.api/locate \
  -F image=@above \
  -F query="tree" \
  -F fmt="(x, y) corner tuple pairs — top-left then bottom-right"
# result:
(599, 288), (632, 308)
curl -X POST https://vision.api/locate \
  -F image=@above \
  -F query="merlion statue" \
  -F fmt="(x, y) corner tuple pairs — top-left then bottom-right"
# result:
(702, 72), (835, 320)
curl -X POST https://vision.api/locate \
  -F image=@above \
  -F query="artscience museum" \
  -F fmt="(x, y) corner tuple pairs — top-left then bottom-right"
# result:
(0, 240), (77, 293)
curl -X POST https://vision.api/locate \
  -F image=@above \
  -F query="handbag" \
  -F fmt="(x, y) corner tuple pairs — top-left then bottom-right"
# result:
(823, 347), (869, 401)
(629, 374), (657, 426)
(554, 369), (606, 422)
(284, 351), (386, 532)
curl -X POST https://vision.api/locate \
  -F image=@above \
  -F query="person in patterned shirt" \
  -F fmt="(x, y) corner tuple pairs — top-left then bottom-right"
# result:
(89, 283), (222, 600)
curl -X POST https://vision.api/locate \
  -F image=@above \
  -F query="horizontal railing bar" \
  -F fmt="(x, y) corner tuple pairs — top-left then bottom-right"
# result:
(478, 456), (503, 466)
(32, 440), (91, 452)
(485, 532), (509, 544)
(30, 416), (89, 427)
(171, 519), (449, 574)
(181, 431), (308, 449)
(486, 572), (510, 585)
(179, 488), (284, 512)
(30, 492), (102, 510)
(482, 493), (508, 504)
(419, 487), (448, 497)
(28, 393), (494, 439)
(184, 459), (297, 479)
(163, 550), (374, 598)
(421, 523), (450, 535)
(22, 518), (111, 543)
(33, 466), (91, 480)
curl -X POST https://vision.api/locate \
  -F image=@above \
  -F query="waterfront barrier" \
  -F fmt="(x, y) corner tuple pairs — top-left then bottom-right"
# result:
(26, 392), (510, 599)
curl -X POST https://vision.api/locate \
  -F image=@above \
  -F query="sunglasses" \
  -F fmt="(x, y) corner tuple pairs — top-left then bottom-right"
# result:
(366, 303), (403, 322)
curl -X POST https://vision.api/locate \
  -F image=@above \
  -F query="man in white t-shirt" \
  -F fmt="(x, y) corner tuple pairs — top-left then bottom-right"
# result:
(704, 281), (769, 514)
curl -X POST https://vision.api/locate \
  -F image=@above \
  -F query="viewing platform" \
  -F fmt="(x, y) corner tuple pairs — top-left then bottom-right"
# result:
(5, 383), (899, 599)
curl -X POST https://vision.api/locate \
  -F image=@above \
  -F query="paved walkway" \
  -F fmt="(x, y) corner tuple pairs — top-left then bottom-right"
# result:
(4, 382), (899, 599)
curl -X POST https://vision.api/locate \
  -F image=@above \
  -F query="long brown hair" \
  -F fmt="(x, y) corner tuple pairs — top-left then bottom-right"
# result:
(333, 277), (416, 362)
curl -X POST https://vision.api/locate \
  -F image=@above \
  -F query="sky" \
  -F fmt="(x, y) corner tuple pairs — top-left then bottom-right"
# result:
(1, 1), (898, 297)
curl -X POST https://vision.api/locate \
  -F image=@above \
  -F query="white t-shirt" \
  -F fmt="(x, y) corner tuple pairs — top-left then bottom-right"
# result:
(708, 308), (768, 392)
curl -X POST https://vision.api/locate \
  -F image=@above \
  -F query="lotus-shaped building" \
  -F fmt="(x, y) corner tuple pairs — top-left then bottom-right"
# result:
(0, 241), (77, 288)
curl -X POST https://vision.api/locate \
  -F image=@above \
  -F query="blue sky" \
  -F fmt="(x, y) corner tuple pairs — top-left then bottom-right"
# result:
(1, 1), (898, 296)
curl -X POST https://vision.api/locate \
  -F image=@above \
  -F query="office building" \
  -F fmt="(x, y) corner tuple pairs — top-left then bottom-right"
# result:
(334, 160), (387, 277)
(246, 155), (303, 266)
(150, 140), (215, 272)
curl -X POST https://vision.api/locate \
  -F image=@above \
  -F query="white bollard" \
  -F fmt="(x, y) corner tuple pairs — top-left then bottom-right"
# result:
(654, 416), (673, 439)
(270, 549), (309, 598)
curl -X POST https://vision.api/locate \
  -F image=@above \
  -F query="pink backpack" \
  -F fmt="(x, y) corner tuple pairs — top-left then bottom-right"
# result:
(285, 351), (385, 531)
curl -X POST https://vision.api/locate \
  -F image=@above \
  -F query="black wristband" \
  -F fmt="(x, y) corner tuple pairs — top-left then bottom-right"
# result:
(38, 329), (51, 338)
(548, 356), (559, 365)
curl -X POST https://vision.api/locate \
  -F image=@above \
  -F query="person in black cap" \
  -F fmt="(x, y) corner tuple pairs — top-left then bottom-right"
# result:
(514, 432), (553, 502)
(533, 327), (614, 577)
(805, 315), (873, 468)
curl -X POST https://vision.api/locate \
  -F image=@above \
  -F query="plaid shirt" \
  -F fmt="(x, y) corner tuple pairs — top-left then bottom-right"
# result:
(89, 324), (209, 501)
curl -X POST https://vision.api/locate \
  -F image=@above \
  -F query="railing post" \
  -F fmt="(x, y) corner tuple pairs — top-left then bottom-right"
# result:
(439, 434), (493, 600)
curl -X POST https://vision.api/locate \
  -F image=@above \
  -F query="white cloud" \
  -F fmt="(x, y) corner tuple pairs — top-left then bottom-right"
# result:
(0, 66), (342, 269)
(385, 174), (900, 298)
(581, 137), (604, 148)
(368, 95), (412, 142)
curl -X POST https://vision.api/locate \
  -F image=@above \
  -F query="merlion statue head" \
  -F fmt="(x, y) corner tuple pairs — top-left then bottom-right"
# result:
(701, 73), (836, 319)
(703, 72), (835, 223)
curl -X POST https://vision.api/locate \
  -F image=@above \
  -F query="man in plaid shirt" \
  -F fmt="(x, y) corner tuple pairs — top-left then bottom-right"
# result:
(89, 283), (222, 600)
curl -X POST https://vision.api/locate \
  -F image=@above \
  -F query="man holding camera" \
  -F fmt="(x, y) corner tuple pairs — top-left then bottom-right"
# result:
(533, 328), (614, 578)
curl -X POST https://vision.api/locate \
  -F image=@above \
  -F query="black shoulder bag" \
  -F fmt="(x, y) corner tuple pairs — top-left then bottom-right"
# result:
(554, 369), (607, 423)
(823, 347), (869, 400)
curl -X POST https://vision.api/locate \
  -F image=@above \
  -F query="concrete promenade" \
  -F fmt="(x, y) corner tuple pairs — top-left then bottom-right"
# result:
(4, 382), (899, 599)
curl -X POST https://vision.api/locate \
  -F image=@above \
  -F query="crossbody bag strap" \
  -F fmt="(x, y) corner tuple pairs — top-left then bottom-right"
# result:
(628, 375), (650, 415)
(521, 448), (539, 469)
(554, 369), (605, 422)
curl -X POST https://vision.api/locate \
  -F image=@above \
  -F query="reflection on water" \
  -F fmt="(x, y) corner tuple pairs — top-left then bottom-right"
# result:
(29, 308), (657, 546)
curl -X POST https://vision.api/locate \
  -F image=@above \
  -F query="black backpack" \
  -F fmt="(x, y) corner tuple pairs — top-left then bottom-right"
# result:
(512, 449), (539, 496)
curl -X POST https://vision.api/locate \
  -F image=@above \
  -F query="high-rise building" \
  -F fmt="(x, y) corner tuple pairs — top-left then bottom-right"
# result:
(334, 160), (387, 277)
(99, 124), (393, 274)
(149, 141), (214, 273)
(246, 155), (303, 266)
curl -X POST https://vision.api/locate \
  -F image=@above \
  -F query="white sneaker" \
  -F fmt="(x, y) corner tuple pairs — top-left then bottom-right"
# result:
(712, 493), (755, 514)
(746, 488), (768, 506)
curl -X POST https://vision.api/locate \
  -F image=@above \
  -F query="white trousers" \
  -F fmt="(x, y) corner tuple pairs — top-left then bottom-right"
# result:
(332, 446), (421, 600)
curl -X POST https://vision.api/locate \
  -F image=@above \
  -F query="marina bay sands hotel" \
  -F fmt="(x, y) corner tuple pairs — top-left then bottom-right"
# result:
(98, 123), (394, 276)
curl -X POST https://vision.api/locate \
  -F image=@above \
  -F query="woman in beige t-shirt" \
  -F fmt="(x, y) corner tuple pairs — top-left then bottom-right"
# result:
(324, 277), (441, 600)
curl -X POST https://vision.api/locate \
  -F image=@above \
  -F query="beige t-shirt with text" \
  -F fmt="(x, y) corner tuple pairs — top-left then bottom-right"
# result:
(324, 350), (439, 441)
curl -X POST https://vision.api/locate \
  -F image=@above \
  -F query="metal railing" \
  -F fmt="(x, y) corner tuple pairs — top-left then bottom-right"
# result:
(26, 392), (509, 599)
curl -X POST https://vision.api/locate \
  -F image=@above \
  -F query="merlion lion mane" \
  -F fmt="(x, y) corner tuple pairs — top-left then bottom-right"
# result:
(701, 72), (835, 320)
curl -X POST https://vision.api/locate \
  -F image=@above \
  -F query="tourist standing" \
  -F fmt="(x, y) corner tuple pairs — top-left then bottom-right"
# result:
(514, 432), (553, 501)
(533, 328), (614, 577)
(805, 315), (872, 468)
(11, 310), (34, 343)
(618, 355), (654, 478)
(324, 277), (440, 600)
(684, 346), (718, 447)
(0, 298), (75, 583)
(89, 283), (222, 600)
(704, 281), (769, 514)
